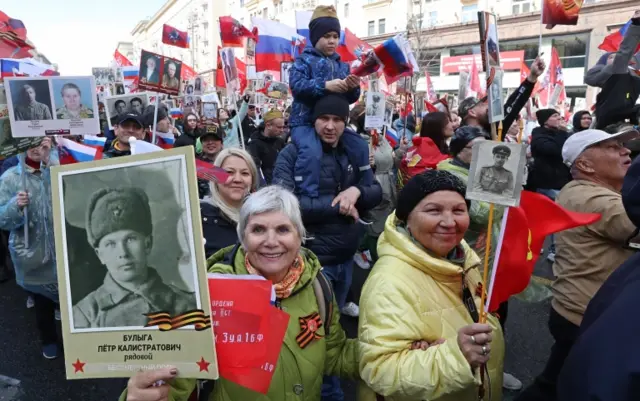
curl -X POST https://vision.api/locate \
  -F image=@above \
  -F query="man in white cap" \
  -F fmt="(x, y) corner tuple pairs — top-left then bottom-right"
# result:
(516, 127), (640, 401)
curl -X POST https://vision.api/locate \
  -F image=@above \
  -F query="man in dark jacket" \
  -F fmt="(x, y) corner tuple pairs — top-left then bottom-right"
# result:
(459, 55), (546, 139)
(103, 113), (146, 158)
(241, 104), (259, 145)
(587, 11), (640, 129)
(557, 141), (640, 401)
(273, 94), (381, 401)
(248, 109), (286, 185)
(529, 108), (572, 262)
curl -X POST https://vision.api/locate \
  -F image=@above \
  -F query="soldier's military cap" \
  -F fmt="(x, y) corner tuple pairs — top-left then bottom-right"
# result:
(86, 188), (153, 247)
(493, 145), (511, 157)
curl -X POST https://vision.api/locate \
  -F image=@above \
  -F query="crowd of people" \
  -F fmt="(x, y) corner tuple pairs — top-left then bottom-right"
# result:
(1, 6), (640, 401)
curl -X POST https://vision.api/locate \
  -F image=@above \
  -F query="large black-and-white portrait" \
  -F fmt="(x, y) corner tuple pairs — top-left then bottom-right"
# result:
(104, 92), (150, 130)
(365, 91), (385, 130)
(92, 67), (116, 86)
(57, 153), (202, 332)
(466, 140), (527, 207)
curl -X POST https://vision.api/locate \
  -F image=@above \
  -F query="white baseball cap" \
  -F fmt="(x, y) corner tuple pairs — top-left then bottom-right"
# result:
(562, 128), (640, 167)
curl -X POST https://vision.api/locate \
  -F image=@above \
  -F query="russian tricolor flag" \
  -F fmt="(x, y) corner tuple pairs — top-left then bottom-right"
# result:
(122, 66), (139, 80)
(82, 135), (107, 148)
(58, 138), (102, 164)
(0, 58), (58, 80)
(154, 131), (175, 149)
(374, 35), (419, 82)
(384, 126), (399, 148)
(252, 17), (305, 72)
(599, 21), (640, 53)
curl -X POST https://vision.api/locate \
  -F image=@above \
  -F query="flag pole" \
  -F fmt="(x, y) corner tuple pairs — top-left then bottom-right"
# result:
(151, 92), (159, 145)
(19, 157), (29, 248)
(479, 121), (504, 324)
(538, 0), (544, 54)
(234, 92), (246, 149)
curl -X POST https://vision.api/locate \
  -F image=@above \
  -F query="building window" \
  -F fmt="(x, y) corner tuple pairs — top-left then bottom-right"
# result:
(202, 22), (209, 39)
(416, 49), (442, 76)
(344, 3), (349, 17)
(461, 4), (478, 23)
(552, 34), (588, 68)
(202, 3), (208, 12)
(512, 0), (532, 14)
(428, 11), (438, 26)
(500, 38), (540, 67)
(368, 20), (375, 36)
(379, 18), (386, 34)
(263, 7), (268, 18)
(240, 0), (244, 6)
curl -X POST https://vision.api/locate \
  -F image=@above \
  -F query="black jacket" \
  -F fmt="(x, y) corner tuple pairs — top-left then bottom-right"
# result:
(247, 131), (286, 185)
(530, 126), (572, 190)
(200, 202), (238, 259)
(273, 141), (382, 266)
(174, 128), (202, 148)
(241, 116), (258, 146)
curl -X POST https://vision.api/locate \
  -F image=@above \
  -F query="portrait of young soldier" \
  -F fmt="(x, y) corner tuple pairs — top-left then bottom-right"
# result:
(72, 187), (196, 329)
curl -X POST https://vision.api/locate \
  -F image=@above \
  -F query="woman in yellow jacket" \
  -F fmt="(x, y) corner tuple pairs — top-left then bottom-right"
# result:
(358, 170), (504, 401)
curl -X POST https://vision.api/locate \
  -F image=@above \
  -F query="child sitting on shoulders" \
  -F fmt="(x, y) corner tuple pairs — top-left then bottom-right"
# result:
(288, 5), (371, 197)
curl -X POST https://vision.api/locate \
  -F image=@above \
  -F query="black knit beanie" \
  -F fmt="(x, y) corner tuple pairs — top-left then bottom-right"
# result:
(536, 108), (559, 127)
(395, 170), (469, 223)
(309, 6), (341, 47)
(312, 94), (350, 122)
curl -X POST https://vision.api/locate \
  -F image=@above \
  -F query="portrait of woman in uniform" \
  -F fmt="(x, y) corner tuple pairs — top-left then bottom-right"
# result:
(466, 140), (527, 207)
(52, 149), (206, 332)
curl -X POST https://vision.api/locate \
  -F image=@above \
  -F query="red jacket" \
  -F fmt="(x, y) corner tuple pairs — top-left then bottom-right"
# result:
(399, 137), (450, 186)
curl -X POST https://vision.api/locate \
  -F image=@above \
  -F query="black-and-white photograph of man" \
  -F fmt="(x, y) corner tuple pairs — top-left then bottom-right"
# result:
(115, 67), (124, 83)
(280, 62), (293, 85)
(365, 91), (385, 130)
(59, 157), (201, 331)
(194, 77), (203, 95)
(8, 79), (53, 121)
(369, 79), (380, 93)
(92, 68), (116, 86)
(488, 68), (505, 124)
(466, 140), (527, 207)
(105, 93), (150, 129)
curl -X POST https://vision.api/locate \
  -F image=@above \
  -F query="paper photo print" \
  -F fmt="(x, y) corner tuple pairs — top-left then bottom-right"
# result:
(0, 118), (44, 160)
(264, 81), (288, 100)
(220, 48), (238, 92)
(365, 91), (385, 130)
(105, 92), (150, 130)
(479, 12), (501, 70)
(5, 76), (100, 137)
(92, 68), (116, 86)
(466, 140), (527, 207)
(201, 102), (218, 125)
(138, 50), (182, 96)
(487, 68), (505, 124)
(51, 147), (217, 380)
(280, 62), (293, 85)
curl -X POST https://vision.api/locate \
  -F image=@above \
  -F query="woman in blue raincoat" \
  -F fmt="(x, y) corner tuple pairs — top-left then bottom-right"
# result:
(0, 137), (58, 359)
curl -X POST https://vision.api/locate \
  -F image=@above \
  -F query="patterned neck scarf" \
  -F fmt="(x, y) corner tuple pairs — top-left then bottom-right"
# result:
(245, 253), (305, 299)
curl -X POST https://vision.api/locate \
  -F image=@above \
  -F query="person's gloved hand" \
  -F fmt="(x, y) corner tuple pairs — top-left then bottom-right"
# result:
(631, 10), (640, 25)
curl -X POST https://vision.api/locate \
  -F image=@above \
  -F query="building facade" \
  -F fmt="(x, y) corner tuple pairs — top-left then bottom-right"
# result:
(362, 0), (636, 109)
(129, 0), (224, 76)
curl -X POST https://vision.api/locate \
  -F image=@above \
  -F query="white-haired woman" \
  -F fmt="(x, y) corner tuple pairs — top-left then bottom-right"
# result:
(124, 185), (359, 401)
(201, 148), (259, 258)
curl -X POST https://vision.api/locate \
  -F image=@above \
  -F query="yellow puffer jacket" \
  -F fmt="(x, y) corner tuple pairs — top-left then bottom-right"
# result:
(358, 214), (504, 401)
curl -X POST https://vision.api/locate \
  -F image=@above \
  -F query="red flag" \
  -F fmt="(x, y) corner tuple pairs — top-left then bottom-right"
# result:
(487, 191), (601, 312)
(195, 159), (230, 183)
(469, 59), (483, 98)
(0, 11), (33, 59)
(216, 47), (226, 88)
(162, 24), (189, 49)
(425, 72), (437, 103)
(537, 48), (566, 107)
(598, 21), (640, 54)
(542, 0), (584, 29)
(236, 57), (247, 94)
(424, 100), (439, 113)
(113, 49), (133, 67)
(219, 16), (256, 48)
(337, 28), (372, 63)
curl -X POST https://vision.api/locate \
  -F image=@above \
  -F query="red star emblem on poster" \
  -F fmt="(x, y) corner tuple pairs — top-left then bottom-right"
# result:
(196, 357), (210, 372)
(72, 359), (86, 373)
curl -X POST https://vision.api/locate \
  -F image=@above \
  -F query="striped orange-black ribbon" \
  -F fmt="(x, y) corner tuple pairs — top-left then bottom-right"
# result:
(486, 67), (496, 87)
(145, 309), (211, 331)
(296, 312), (323, 349)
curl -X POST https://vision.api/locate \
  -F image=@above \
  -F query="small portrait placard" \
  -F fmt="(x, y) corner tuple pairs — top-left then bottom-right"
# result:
(51, 147), (217, 379)
(466, 140), (527, 207)
(104, 92), (150, 130)
(5, 76), (100, 137)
